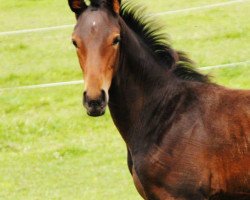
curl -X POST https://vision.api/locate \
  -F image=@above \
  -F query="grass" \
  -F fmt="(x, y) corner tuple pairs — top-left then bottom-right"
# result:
(0, 0), (250, 199)
(0, 87), (136, 200)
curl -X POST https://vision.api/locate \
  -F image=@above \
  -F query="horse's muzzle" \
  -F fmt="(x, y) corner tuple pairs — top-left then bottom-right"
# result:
(83, 90), (107, 117)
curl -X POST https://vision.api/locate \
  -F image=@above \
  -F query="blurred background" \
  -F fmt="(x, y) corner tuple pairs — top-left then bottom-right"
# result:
(0, 0), (249, 199)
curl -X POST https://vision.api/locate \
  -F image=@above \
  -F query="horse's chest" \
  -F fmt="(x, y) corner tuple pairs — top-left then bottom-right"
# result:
(131, 148), (210, 200)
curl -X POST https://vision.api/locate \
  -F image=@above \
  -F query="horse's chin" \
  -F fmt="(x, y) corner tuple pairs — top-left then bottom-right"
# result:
(87, 109), (106, 117)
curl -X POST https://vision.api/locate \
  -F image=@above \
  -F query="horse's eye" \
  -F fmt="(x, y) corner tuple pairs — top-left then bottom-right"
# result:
(112, 36), (121, 46)
(72, 40), (78, 48)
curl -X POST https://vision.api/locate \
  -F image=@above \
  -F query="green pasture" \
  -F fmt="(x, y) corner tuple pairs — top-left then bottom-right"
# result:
(0, 0), (250, 199)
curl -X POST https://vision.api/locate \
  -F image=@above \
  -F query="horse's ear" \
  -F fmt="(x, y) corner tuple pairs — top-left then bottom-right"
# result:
(68, 0), (87, 18)
(110, 0), (121, 15)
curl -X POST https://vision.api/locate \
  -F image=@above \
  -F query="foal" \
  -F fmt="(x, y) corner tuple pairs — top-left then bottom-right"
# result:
(68, 0), (250, 199)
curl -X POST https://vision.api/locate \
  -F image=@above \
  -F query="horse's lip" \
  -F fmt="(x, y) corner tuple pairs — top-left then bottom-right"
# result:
(87, 110), (105, 117)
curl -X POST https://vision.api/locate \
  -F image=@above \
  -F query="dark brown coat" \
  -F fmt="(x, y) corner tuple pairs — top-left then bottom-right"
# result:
(68, 0), (250, 199)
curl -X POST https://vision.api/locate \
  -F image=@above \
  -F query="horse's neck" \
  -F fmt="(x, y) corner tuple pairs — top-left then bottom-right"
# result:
(108, 29), (184, 150)
(108, 65), (145, 143)
(109, 71), (186, 152)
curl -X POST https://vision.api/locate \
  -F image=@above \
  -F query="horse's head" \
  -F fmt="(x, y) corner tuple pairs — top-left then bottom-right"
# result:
(68, 0), (121, 117)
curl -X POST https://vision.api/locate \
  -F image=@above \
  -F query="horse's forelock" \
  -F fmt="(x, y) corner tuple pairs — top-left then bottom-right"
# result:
(90, 0), (120, 14)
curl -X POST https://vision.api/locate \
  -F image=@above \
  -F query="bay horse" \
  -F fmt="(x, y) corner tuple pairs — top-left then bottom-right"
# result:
(68, 0), (250, 199)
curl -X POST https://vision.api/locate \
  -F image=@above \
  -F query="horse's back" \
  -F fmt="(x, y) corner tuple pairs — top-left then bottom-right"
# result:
(197, 85), (250, 196)
(199, 85), (250, 140)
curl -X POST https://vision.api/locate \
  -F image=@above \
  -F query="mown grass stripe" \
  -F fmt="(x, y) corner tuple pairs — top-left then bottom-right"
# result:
(151, 0), (248, 16)
(0, 0), (249, 36)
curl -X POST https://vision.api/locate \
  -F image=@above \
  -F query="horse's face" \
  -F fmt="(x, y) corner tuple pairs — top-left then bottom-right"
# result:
(69, 0), (121, 117)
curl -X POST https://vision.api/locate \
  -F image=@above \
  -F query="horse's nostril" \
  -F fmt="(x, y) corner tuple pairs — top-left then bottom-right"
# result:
(83, 90), (107, 110)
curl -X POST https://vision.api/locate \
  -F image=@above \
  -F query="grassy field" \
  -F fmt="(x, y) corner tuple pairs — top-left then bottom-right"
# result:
(0, 0), (250, 199)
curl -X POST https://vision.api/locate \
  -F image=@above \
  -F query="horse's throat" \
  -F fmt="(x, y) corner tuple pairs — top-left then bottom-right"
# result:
(108, 79), (145, 143)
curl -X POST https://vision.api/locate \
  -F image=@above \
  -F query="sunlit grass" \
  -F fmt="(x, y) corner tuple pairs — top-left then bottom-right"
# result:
(0, 0), (250, 199)
(0, 87), (136, 200)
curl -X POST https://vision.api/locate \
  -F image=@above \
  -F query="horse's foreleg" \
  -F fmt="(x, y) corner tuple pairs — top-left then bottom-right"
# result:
(127, 148), (147, 199)
(127, 148), (133, 174)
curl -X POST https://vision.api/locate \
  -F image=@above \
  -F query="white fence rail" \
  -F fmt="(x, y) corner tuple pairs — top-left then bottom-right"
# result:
(1, 61), (249, 91)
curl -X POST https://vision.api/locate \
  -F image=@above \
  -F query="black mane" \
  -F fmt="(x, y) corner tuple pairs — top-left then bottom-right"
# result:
(120, 2), (210, 83)
(88, 0), (209, 83)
